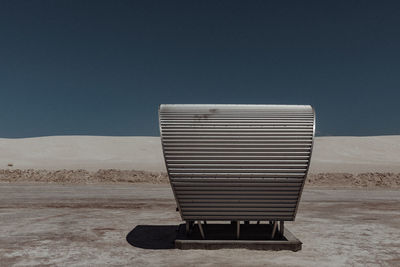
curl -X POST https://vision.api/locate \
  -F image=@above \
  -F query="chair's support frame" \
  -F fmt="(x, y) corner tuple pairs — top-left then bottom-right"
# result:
(186, 220), (286, 240)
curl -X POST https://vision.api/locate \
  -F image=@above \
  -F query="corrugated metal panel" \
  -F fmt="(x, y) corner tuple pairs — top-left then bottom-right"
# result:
(159, 104), (315, 221)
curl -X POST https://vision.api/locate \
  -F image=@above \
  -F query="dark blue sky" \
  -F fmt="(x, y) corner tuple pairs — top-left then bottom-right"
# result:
(0, 0), (399, 137)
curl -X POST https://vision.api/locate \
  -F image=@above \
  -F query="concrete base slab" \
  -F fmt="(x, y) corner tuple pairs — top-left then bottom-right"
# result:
(175, 223), (302, 251)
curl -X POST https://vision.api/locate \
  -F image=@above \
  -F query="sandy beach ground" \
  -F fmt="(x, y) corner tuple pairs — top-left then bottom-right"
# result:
(0, 136), (399, 266)
(0, 184), (399, 266)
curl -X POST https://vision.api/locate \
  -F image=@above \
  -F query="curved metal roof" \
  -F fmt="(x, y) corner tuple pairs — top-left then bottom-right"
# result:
(159, 104), (315, 221)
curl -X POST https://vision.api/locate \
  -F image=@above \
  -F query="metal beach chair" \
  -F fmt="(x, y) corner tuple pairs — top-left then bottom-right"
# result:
(159, 104), (315, 239)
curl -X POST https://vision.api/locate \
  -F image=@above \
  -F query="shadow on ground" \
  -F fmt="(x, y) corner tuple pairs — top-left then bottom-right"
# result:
(126, 225), (178, 249)
(126, 223), (286, 250)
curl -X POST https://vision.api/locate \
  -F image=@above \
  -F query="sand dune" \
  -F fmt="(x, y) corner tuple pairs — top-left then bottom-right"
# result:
(0, 135), (400, 173)
(310, 135), (400, 173)
(0, 136), (165, 171)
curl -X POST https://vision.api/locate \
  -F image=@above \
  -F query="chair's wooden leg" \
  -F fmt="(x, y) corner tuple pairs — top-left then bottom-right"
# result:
(185, 221), (190, 235)
(197, 221), (205, 239)
(236, 221), (240, 239)
(271, 221), (277, 239)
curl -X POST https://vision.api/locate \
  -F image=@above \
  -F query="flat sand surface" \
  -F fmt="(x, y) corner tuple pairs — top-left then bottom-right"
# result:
(1, 135), (400, 173)
(1, 184), (399, 266)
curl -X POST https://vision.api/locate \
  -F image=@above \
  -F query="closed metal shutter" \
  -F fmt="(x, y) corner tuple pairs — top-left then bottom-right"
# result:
(159, 104), (315, 221)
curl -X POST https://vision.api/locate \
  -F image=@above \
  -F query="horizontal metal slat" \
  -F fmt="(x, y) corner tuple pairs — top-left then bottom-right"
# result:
(172, 182), (302, 187)
(163, 135), (313, 139)
(166, 153), (309, 157)
(161, 118), (312, 122)
(182, 211), (293, 216)
(162, 126), (313, 130)
(169, 170), (307, 175)
(166, 151), (310, 155)
(182, 207), (295, 212)
(180, 203), (296, 207)
(166, 150), (310, 155)
(161, 121), (311, 125)
(160, 112), (313, 115)
(160, 114), (313, 117)
(165, 144), (311, 148)
(163, 136), (313, 140)
(176, 191), (299, 196)
(182, 216), (294, 220)
(177, 194), (298, 201)
(179, 199), (298, 203)
(175, 187), (300, 191)
(168, 164), (307, 168)
(160, 111), (312, 114)
(164, 140), (312, 145)
(167, 160), (308, 164)
(168, 162), (308, 166)
(170, 177), (304, 183)
(162, 128), (312, 132)
(171, 173), (305, 178)
(161, 122), (313, 126)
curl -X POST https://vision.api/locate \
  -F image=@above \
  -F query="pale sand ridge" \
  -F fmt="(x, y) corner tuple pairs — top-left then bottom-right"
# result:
(1, 135), (400, 173)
